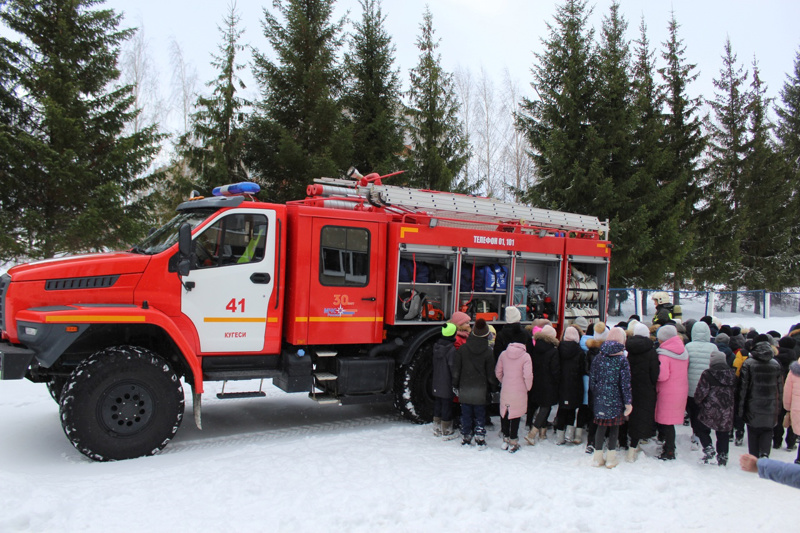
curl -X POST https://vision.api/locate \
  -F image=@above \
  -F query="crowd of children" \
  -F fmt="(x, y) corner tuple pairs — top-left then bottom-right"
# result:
(433, 295), (800, 476)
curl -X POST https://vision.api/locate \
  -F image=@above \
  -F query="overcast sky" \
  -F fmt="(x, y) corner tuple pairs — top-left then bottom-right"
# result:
(106, 0), (800, 132)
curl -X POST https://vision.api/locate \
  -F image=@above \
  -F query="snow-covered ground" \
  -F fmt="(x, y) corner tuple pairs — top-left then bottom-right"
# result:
(1, 314), (798, 532)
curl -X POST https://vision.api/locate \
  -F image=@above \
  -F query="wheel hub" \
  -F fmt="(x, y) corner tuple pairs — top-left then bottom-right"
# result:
(100, 382), (154, 435)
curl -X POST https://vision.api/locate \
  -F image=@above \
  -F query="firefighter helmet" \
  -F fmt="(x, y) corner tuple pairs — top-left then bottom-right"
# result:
(651, 291), (671, 305)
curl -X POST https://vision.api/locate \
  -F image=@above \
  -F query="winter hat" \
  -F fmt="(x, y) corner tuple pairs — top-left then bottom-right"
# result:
(657, 325), (679, 343)
(767, 330), (782, 340)
(441, 322), (457, 337)
(450, 311), (471, 327)
(607, 327), (627, 345)
(779, 336), (797, 349)
(593, 321), (608, 341)
(564, 326), (580, 342)
(746, 329), (759, 340)
(573, 316), (590, 332)
(709, 350), (726, 368)
(616, 321), (629, 331)
(754, 333), (772, 346)
(715, 332), (730, 346)
(473, 318), (490, 338)
(720, 325), (732, 337)
(730, 326), (742, 337)
(504, 306), (521, 324)
(628, 314), (641, 322)
(700, 316), (713, 326)
(633, 322), (651, 338)
(541, 325), (557, 338)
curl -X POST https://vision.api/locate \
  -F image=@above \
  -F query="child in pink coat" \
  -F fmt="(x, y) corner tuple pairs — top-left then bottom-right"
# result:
(654, 324), (689, 460)
(784, 360), (800, 464)
(496, 342), (533, 453)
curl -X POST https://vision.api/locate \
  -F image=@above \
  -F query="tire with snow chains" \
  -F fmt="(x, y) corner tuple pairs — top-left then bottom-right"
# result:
(59, 345), (185, 461)
(395, 342), (435, 424)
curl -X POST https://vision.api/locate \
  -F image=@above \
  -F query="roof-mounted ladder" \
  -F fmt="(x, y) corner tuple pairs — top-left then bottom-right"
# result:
(310, 177), (609, 236)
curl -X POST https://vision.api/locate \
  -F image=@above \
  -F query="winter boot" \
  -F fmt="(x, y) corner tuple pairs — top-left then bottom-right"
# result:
(461, 434), (473, 446)
(658, 449), (676, 461)
(539, 427), (548, 440)
(565, 425), (576, 444)
(555, 429), (567, 445)
(734, 431), (744, 447)
(698, 445), (716, 465)
(592, 449), (606, 467)
(585, 444), (595, 454)
(715, 453), (728, 467)
(573, 427), (584, 445)
(524, 427), (539, 446)
(433, 417), (442, 437)
(690, 434), (701, 451)
(626, 445), (640, 463)
(501, 436), (509, 450)
(605, 450), (619, 469)
(441, 420), (454, 438)
(508, 439), (521, 453)
(475, 436), (487, 450)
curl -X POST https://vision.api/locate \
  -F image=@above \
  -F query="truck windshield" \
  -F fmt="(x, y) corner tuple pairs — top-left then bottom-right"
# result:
(130, 211), (213, 255)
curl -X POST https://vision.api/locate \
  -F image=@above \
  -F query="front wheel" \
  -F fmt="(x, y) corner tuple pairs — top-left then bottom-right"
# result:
(395, 342), (435, 424)
(60, 346), (185, 461)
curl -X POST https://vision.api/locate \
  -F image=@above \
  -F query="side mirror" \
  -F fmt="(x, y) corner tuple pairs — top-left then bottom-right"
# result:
(177, 223), (192, 278)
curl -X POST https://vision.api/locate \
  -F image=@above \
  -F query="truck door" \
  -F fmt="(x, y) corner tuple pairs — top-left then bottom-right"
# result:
(307, 219), (383, 344)
(181, 209), (279, 353)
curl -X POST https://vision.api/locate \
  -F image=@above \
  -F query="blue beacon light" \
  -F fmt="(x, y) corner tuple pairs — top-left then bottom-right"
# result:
(212, 182), (261, 197)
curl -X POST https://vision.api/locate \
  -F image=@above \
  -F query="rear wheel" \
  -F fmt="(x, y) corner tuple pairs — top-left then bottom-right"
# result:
(59, 345), (184, 461)
(395, 342), (435, 424)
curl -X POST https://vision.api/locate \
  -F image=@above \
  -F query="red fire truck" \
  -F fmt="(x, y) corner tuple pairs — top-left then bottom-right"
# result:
(0, 174), (611, 460)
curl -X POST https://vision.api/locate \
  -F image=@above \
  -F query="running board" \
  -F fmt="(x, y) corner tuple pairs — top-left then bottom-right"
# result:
(216, 379), (266, 399)
(216, 391), (267, 399)
(309, 392), (339, 405)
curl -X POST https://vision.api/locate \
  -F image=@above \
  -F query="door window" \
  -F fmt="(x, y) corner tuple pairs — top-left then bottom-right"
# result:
(193, 214), (268, 269)
(319, 226), (370, 286)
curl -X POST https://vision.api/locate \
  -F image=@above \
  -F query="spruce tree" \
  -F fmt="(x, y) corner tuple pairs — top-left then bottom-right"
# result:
(697, 38), (749, 289)
(657, 13), (705, 292)
(629, 17), (672, 290)
(342, 0), (404, 176)
(776, 48), (800, 175)
(592, 2), (644, 286)
(739, 59), (796, 293)
(244, 0), (348, 203)
(173, 2), (250, 198)
(0, 0), (164, 260)
(517, 0), (601, 213)
(404, 7), (468, 192)
(775, 48), (800, 285)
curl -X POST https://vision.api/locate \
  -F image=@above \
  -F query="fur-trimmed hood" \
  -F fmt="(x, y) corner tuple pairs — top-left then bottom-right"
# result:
(533, 330), (559, 347)
(790, 360), (800, 377)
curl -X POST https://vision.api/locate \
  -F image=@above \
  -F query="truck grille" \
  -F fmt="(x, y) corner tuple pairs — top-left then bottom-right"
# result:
(45, 275), (120, 291)
(0, 274), (9, 333)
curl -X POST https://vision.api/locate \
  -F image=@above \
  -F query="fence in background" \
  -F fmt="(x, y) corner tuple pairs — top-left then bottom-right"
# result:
(608, 288), (800, 325)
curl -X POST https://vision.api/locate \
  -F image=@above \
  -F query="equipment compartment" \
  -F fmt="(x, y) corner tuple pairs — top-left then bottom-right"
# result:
(513, 253), (562, 323)
(395, 245), (457, 323)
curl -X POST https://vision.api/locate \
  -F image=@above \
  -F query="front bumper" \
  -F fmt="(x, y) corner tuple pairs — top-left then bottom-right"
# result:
(0, 342), (35, 380)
